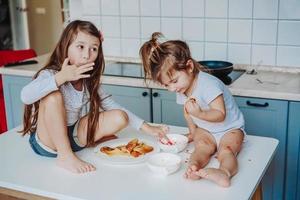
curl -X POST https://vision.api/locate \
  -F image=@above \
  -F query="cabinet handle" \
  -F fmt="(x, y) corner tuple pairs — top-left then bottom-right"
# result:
(152, 92), (159, 97)
(246, 101), (269, 107)
(142, 92), (148, 97)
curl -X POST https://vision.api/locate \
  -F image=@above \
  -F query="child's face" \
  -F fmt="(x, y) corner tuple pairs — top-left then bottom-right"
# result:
(67, 31), (100, 66)
(160, 69), (194, 94)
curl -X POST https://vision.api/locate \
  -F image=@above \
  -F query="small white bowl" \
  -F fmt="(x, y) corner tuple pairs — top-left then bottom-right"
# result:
(147, 153), (181, 176)
(159, 134), (188, 153)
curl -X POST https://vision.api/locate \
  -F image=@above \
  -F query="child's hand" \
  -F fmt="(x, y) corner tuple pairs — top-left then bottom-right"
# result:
(184, 98), (202, 118)
(141, 122), (169, 138)
(55, 58), (94, 86)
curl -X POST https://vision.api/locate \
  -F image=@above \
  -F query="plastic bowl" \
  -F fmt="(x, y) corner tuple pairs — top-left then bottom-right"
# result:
(159, 134), (188, 153)
(147, 153), (181, 176)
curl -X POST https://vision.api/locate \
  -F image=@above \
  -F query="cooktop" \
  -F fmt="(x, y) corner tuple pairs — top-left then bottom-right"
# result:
(103, 62), (245, 85)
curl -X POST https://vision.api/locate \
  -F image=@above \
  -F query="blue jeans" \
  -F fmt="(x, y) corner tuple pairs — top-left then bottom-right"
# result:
(29, 122), (85, 158)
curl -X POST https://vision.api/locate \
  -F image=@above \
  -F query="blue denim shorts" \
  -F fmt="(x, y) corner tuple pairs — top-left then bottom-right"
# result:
(29, 122), (85, 158)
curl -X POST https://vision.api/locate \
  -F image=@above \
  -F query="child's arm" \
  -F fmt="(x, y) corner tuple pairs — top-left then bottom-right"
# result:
(21, 59), (93, 105)
(183, 105), (197, 133)
(185, 95), (226, 123)
(21, 70), (59, 104)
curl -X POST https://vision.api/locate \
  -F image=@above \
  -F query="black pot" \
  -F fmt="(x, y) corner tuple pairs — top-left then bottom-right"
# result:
(198, 60), (233, 77)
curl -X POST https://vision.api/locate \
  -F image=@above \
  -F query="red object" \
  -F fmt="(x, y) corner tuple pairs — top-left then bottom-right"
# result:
(0, 49), (37, 134)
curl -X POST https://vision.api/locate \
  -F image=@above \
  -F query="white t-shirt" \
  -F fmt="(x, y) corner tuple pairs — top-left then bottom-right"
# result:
(21, 69), (144, 130)
(177, 71), (244, 134)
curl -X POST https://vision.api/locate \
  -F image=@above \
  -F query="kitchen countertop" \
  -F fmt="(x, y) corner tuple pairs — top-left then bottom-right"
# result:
(1, 54), (300, 101)
(0, 125), (278, 200)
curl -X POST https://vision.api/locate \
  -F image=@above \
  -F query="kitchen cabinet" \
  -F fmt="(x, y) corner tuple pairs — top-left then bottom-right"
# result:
(285, 101), (300, 200)
(235, 96), (288, 200)
(152, 89), (185, 127)
(103, 85), (186, 127)
(102, 84), (151, 122)
(2, 75), (31, 129)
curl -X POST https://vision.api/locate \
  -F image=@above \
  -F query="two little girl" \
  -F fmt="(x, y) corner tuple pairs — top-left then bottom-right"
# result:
(21, 20), (245, 187)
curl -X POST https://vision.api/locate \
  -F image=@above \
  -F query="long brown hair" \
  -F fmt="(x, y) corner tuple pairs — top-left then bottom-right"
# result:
(20, 20), (105, 147)
(139, 32), (207, 84)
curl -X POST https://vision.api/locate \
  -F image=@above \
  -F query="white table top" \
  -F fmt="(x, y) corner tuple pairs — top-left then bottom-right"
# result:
(0, 125), (278, 200)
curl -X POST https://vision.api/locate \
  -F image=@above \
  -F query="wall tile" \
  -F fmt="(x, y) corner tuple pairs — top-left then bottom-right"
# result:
(252, 20), (277, 44)
(82, 0), (100, 15)
(161, 18), (182, 39)
(68, 0), (300, 67)
(121, 17), (140, 38)
(228, 44), (251, 64)
(252, 45), (276, 66)
(229, 0), (253, 19)
(228, 20), (252, 43)
(205, 42), (227, 60)
(121, 39), (141, 57)
(101, 0), (120, 16)
(183, 0), (204, 17)
(102, 16), (120, 37)
(188, 41), (204, 61)
(69, 0), (82, 20)
(103, 38), (121, 56)
(205, 0), (228, 18)
(141, 17), (161, 39)
(277, 46), (300, 67)
(140, 0), (160, 16)
(120, 0), (139, 16)
(279, 0), (300, 19)
(253, 0), (278, 19)
(205, 19), (227, 42)
(183, 18), (204, 41)
(278, 21), (300, 45)
(161, 0), (182, 17)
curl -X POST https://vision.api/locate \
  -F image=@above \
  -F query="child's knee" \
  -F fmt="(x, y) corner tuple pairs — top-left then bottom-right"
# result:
(113, 110), (129, 128)
(195, 139), (216, 154)
(217, 146), (235, 159)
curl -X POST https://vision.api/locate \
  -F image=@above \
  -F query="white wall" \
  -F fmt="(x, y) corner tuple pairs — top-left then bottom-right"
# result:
(69, 0), (300, 67)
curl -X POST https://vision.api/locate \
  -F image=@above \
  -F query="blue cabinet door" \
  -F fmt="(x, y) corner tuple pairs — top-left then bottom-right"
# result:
(285, 101), (300, 200)
(2, 75), (32, 129)
(102, 84), (151, 122)
(152, 89), (186, 127)
(235, 96), (288, 200)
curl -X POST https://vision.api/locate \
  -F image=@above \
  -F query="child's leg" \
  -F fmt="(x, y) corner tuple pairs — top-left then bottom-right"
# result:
(195, 129), (244, 187)
(36, 91), (95, 173)
(185, 127), (217, 180)
(76, 109), (129, 146)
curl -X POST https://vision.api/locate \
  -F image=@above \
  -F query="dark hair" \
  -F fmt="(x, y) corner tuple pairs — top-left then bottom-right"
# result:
(139, 32), (207, 83)
(20, 20), (105, 147)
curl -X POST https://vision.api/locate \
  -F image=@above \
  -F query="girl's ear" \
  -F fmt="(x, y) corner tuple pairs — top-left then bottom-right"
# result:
(186, 59), (194, 73)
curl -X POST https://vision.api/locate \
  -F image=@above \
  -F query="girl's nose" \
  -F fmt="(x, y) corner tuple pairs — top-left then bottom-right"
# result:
(83, 50), (90, 60)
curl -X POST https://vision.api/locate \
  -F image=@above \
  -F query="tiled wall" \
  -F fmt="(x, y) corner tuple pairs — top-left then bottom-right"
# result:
(69, 0), (300, 67)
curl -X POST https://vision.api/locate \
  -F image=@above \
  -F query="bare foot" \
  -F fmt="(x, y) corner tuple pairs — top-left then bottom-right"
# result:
(184, 163), (202, 180)
(56, 153), (96, 174)
(195, 168), (230, 187)
(184, 151), (203, 180)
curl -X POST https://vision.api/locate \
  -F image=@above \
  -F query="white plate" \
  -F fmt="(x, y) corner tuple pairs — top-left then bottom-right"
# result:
(94, 138), (160, 165)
